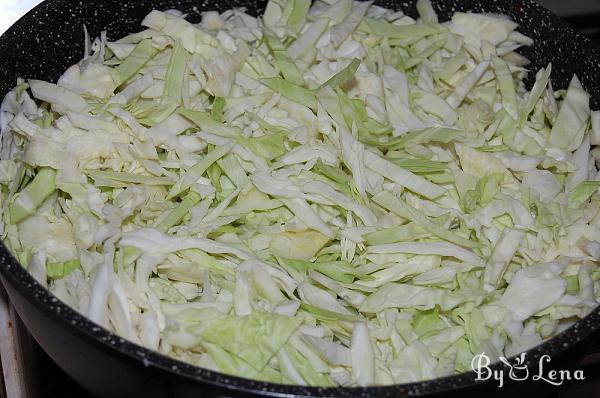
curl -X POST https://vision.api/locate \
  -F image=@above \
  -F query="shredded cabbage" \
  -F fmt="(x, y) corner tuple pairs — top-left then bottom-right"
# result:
(1, 0), (599, 387)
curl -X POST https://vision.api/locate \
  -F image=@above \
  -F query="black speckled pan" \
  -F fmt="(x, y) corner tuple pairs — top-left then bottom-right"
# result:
(0, 1), (600, 397)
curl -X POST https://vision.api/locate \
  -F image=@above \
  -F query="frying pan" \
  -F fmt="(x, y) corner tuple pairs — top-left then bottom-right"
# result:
(1, 0), (600, 397)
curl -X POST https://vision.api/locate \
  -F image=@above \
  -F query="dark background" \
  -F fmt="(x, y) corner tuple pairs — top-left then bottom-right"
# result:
(538, 0), (600, 47)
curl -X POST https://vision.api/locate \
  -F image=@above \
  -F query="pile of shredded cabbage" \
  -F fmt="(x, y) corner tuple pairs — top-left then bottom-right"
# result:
(1, 0), (599, 386)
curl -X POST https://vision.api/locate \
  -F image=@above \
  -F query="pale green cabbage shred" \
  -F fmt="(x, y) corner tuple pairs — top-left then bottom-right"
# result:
(1, 0), (599, 387)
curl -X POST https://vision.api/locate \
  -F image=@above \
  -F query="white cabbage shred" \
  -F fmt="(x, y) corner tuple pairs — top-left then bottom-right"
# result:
(1, 0), (599, 386)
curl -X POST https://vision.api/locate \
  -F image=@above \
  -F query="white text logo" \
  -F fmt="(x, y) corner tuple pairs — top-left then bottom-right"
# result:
(471, 352), (585, 388)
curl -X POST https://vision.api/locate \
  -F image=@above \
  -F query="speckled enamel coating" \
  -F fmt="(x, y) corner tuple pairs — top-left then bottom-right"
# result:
(0, 1), (599, 397)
